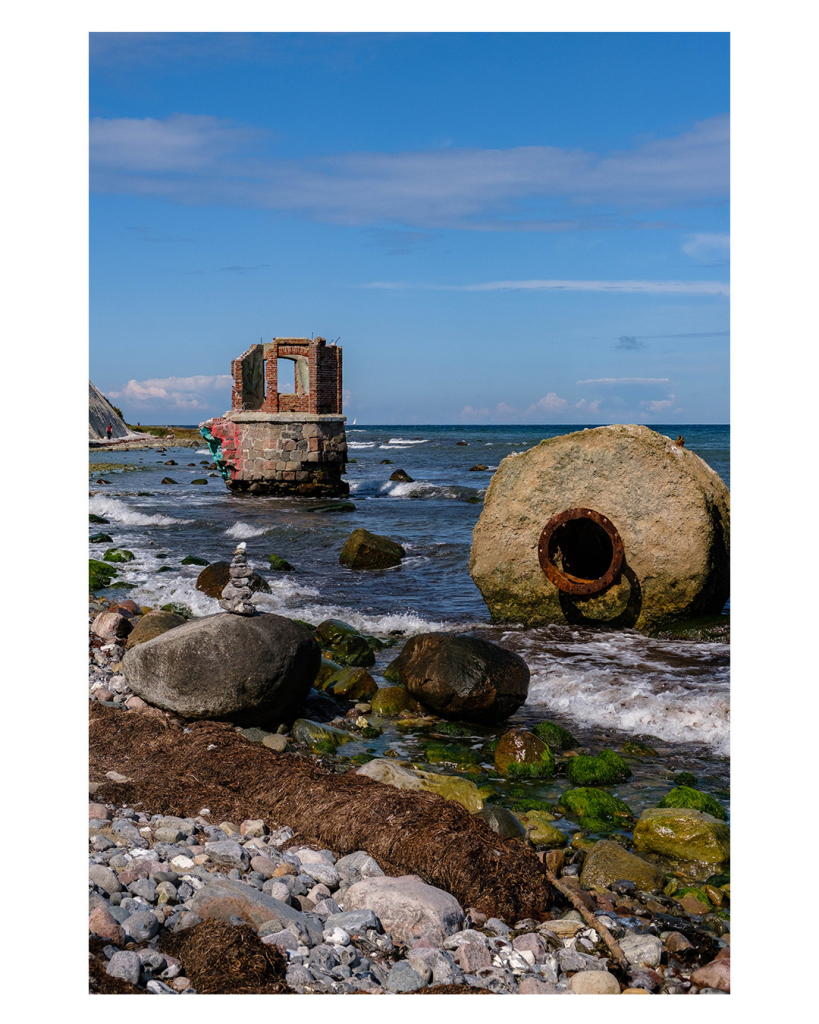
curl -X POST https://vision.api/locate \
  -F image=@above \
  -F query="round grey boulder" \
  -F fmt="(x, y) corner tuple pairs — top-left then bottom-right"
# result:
(122, 612), (320, 725)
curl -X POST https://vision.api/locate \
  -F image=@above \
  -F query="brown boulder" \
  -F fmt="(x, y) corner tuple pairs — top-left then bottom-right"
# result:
(339, 529), (405, 571)
(493, 728), (554, 777)
(579, 839), (663, 892)
(389, 633), (529, 724)
(125, 610), (186, 649)
(195, 561), (271, 598)
(91, 611), (133, 640)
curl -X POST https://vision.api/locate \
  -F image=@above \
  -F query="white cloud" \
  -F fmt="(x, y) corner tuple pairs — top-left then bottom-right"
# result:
(641, 394), (677, 413)
(107, 374), (232, 410)
(682, 232), (730, 263)
(574, 398), (601, 413)
(577, 377), (671, 385)
(90, 113), (728, 230)
(533, 392), (569, 412)
(366, 279), (729, 296)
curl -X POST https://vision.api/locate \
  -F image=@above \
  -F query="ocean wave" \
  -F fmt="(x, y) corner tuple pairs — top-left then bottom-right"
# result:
(348, 441), (377, 449)
(388, 438), (428, 444)
(225, 522), (268, 539)
(89, 495), (191, 526)
(195, 449), (210, 454)
(380, 480), (479, 501)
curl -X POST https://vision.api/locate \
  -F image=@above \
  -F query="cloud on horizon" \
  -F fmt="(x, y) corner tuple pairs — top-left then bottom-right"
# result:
(365, 279), (729, 296)
(577, 377), (670, 385)
(90, 113), (729, 231)
(107, 374), (232, 411)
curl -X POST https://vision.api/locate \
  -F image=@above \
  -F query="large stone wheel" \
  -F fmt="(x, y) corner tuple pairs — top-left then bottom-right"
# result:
(469, 425), (729, 629)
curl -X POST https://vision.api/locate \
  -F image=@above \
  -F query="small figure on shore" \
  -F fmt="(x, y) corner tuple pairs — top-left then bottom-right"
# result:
(105, 424), (113, 440)
(219, 542), (256, 616)
(675, 435), (685, 448)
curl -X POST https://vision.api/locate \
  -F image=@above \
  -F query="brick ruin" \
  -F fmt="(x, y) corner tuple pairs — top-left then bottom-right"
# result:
(200, 338), (348, 497)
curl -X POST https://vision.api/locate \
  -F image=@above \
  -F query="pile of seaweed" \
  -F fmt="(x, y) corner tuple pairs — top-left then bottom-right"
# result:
(89, 704), (556, 921)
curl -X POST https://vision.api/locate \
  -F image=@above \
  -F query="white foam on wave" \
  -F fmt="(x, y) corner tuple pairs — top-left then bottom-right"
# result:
(225, 522), (268, 539)
(388, 438), (428, 444)
(507, 629), (729, 755)
(89, 495), (191, 526)
(195, 449), (209, 454)
(348, 441), (376, 449)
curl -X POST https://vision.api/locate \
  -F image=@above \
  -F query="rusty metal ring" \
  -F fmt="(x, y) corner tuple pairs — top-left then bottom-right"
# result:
(538, 507), (624, 596)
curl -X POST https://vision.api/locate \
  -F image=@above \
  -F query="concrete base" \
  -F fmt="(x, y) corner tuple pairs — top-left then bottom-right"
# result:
(201, 411), (348, 497)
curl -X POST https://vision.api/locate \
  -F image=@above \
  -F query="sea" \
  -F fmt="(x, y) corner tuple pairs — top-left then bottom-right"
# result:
(90, 423), (730, 820)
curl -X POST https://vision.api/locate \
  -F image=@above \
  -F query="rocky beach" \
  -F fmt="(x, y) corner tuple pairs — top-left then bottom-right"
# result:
(88, 425), (731, 996)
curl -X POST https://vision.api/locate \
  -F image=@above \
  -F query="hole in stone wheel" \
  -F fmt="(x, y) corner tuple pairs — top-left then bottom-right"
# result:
(538, 508), (624, 596)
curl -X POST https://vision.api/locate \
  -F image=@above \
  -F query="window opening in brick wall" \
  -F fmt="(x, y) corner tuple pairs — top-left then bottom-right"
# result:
(277, 358), (296, 394)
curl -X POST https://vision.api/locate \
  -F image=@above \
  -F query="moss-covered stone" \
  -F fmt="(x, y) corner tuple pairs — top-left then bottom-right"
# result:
(89, 532), (113, 544)
(355, 758), (483, 812)
(369, 686), (418, 716)
(383, 655), (402, 683)
(494, 729), (555, 779)
(267, 553), (294, 572)
(103, 548), (135, 563)
(559, 787), (634, 825)
(516, 811), (568, 847)
(291, 719), (351, 751)
(159, 602), (193, 619)
(157, 566), (175, 573)
(509, 798), (556, 815)
(424, 742), (482, 772)
(621, 740), (659, 757)
(89, 558), (118, 591)
(89, 514), (109, 524)
(350, 753), (376, 766)
(326, 634), (375, 668)
(674, 772), (698, 788)
(565, 749), (631, 786)
(658, 786), (728, 821)
(433, 720), (491, 739)
(632, 807), (730, 868)
(315, 617), (357, 641)
(181, 555), (209, 566)
(326, 666), (378, 701)
(339, 528), (405, 570)
(532, 720), (579, 750)
(315, 657), (344, 688)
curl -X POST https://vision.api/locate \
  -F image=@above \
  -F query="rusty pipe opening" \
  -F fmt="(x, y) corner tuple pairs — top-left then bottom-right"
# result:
(538, 508), (624, 596)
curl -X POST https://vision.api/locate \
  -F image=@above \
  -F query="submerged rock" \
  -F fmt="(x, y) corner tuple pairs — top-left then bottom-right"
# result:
(267, 553), (294, 571)
(387, 633), (529, 724)
(339, 528), (406, 570)
(559, 788), (634, 826)
(103, 548), (135, 563)
(532, 720), (579, 750)
(388, 469), (414, 483)
(291, 718), (351, 751)
(89, 558), (118, 591)
(474, 806), (527, 839)
(122, 613), (320, 725)
(565, 749), (631, 786)
(657, 785), (728, 821)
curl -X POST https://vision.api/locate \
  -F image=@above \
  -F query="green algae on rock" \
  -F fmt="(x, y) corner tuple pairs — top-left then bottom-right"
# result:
(474, 806), (527, 839)
(103, 547), (135, 563)
(89, 514), (110, 524)
(494, 729), (555, 779)
(323, 666), (378, 701)
(657, 785), (728, 821)
(267, 553), (294, 571)
(89, 532), (114, 544)
(565, 748), (631, 786)
(355, 758), (483, 812)
(291, 719), (352, 752)
(180, 555), (209, 566)
(531, 720), (579, 751)
(632, 807), (730, 869)
(339, 528), (405, 570)
(621, 740), (659, 757)
(559, 787), (634, 825)
(369, 686), (419, 716)
(90, 558), (118, 591)
(424, 742), (482, 772)
(515, 811), (567, 848)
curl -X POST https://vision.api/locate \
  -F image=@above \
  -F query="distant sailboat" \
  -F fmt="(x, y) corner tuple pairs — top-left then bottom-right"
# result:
(352, 418), (357, 425)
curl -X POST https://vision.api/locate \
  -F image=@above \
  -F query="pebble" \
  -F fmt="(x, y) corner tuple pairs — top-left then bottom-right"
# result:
(106, 950), (141, 985)
(569, 970), (621, 994)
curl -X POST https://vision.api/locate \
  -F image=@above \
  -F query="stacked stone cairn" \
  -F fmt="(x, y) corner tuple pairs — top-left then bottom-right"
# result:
(219, 543), (256, 616)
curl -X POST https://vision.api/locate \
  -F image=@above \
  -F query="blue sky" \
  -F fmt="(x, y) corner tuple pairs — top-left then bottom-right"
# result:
(90, 32), (729, 425)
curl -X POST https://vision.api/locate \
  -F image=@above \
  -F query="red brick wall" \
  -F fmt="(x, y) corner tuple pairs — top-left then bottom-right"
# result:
(231, 337), (342, 415)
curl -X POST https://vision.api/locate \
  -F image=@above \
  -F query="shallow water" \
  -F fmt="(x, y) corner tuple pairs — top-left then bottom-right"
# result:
(90, 423), (729, 824)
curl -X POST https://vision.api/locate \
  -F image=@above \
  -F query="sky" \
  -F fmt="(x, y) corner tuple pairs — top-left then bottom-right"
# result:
(90, 31), (729, 425)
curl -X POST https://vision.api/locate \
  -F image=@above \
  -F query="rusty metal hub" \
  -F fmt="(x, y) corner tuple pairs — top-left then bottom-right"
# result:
(538, 507), (624, 596)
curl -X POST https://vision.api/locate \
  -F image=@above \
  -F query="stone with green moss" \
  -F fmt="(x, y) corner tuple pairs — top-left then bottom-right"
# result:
(658, 785), (727, 821)
(267, 553), (294, 571)
(315, 657), (344, 689)
(157, 566), (175, 573)
(355, 758), (483, 812)
(579, 838), (663, 891)
(326, 666), (378, 701)
(316, 618), (360, 644)
(424, 742), (482, 772)
(434, 720), (491, 739)
(559, 787), (634, 825)
(632, 807), (730, 868)
(89, 532), (113, 544)
(159, 602), (193, 619)
(291, 719), (351, 751)
(509, 798), (556, 814)
(383, 656), (403, 683)
(516, 811), (568, 847)
(369, 686), (417, 716)
(532, 720), (579, 750)
(494, 728), (555, 779)
(103, 548), (135, 563)
(89, 558), (118, 591)
(181, 555), (209, 566)
(674, 772), (698, 788)
(89, 514), (109, 524)
(565, 748), (631, 786)
(621, 740), (659, 757)
(350, 753), (376, 766)
(475, 806), (527, 838)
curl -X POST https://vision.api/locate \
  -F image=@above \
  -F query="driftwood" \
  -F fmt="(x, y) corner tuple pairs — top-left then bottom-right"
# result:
(542, 865), (629, 972)
(89, 704), (556, 921)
